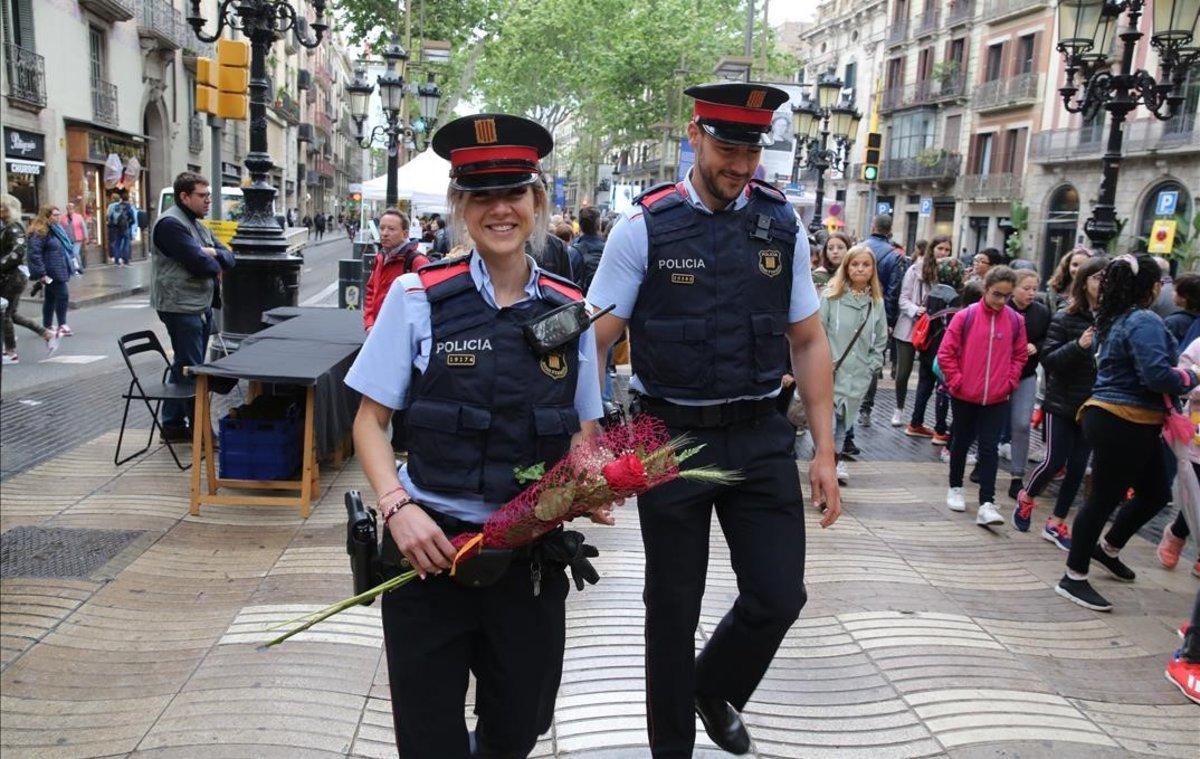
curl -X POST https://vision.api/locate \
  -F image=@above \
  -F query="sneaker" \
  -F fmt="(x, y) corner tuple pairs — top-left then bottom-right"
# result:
(967, 452), (978, 465)
(840, 441), (862, 456)
(931, 432), (950, 446)
(1, 352), (17, 365)
(159, 426), (192, 444)
(1056, 576), (1113, 612)
(939, 447), (951, 464)
(1042, 520), (1072, 551)
(998, 442), (1012, 461)
(946, 487), (966, 512)
(977, 501), (1004, 526)
(836, 461), (849, 485)
(1158, 529), (1185, 569)
(1092, 544), (1136, 583)
(905, 424), (935, 438)
(1165, 658), (1200, 705)
(1180, 623), (1191, 640)
(57, 324), (73, 337)
(1053, 467), (1066, 481)
(44, 333), (59, 356)
(891, 409), (905, 427)
(857, 409), (872, 427)
(1007, 477), (1022, 500)
(1012, 490), (1036, 532)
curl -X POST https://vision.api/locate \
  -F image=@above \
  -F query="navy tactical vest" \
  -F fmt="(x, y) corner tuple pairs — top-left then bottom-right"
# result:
(629, 179), (797, 399)
(405, 258), (583, 503)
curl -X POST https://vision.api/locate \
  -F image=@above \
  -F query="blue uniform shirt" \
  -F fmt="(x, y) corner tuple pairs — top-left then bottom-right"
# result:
(346, 253), (603, 523)
(586, 172), (820, 405)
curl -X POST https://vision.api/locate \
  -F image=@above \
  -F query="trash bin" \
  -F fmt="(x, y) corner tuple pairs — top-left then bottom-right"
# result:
(361, 251), (377, 301)
(339, 258), (363, 310)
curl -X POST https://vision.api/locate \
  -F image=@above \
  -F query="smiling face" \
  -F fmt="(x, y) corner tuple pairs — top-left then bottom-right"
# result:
(463, 184), (538, 259)
(688, 122), (762, 207)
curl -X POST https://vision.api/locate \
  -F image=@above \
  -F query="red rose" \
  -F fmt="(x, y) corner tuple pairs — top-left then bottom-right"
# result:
(601, 454), (649, 494)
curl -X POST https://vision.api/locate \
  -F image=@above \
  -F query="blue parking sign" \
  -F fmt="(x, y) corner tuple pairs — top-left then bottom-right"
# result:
(1156, 190), (1179, 217)
(919, 198), (933, 217)
(877, 202), (892, 216)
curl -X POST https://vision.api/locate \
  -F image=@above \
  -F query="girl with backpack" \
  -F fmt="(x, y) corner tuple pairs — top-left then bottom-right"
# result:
(938, 266), (1027, 526)
(907, 241), (964, 443)
(901, 234), (955, 437)
(1056, 254), (1200, 612)
(1013, 256), (1107, 549)
(819, 245), (888, 485)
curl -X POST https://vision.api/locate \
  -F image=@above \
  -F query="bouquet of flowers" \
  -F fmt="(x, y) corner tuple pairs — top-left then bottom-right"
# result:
(262, 415), (739, 648)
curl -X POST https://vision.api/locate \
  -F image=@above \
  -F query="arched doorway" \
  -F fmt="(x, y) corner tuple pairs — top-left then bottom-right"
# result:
(143, 100), (169, 242)
(1041, 184), (1079, 280)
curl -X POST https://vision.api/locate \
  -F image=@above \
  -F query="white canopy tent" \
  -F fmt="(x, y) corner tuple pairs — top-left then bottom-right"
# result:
(361, 149), (450, 212)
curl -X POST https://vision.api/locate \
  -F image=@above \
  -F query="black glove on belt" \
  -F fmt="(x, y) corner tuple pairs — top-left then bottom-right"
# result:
(537, 530), (600, 591)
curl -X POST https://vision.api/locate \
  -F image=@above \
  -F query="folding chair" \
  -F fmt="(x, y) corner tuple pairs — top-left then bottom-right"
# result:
(114, 330), (195, 470)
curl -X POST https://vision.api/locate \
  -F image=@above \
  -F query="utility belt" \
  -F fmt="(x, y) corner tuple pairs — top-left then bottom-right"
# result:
(345, 491), (598, 603)
(631, 392), (778, 429)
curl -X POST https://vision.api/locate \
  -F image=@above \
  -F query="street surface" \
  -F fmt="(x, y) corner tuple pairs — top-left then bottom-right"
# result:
(1, 235), (1198, 758)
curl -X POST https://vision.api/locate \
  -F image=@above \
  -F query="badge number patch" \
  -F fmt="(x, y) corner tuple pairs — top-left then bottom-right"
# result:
(671, 273), (695, 286)
(759, 249), (782, 277)
(446, 353), (476, 367)
(540, 352), (568, 380)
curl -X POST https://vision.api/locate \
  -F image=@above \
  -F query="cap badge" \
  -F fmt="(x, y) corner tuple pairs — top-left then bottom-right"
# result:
(540, 351), (569, 380)
(474, 118), (498, 144)
(759, 249), (782, 277)
(746, 90), (767, 109)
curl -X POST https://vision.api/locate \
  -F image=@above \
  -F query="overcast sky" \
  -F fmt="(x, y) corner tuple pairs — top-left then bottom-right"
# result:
(769, 1), (817, 26)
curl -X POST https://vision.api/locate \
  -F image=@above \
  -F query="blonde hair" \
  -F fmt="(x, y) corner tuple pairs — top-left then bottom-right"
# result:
(447, 180), (550, 261)
(1014, 269), (1039, 285)
(824, 245), (882, 301)
(27, 205), (58, 236)
(0, 193), (22, 222)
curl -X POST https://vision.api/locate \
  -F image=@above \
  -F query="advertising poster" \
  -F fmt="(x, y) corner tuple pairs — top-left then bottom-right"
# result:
(759, 82), (805, 187)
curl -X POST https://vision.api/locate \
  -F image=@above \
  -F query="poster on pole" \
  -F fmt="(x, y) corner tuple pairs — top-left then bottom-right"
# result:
(759, 82), (804, 188)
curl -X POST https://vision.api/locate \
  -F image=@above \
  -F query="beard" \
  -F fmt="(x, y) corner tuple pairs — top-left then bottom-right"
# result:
(693, 153), (752, 207)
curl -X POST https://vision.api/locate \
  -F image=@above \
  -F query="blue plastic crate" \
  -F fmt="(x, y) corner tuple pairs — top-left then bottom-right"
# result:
(218, 405), (302, 480)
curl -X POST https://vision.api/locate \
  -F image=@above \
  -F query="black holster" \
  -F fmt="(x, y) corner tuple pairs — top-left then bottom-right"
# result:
(345, 490), (382, 605)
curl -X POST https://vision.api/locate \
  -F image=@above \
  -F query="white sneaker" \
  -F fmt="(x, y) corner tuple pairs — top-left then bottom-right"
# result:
(1, 352), (17, 365)
(977, 501), (1004, 526)
(998, 443), (1012, 461)
(940, 447), (951, 464)
(967, 452), (978, 465)
(946, 487), (966, 512)
(44, 333), (60, 356)
(890, 408), (904, 427)
(836, 461), (849, 485)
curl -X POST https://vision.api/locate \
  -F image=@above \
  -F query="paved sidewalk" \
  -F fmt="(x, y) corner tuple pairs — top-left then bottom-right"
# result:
(1, 410), (1196, 758)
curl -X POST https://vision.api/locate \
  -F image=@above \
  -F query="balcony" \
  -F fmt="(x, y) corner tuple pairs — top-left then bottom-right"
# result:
(913, 10), (939, 38)
(956, 172), (1022, 201)
(1029, 114), (1200, 163)
(887, 16), (910, 47)
(273, 91), (301, 124)
(314, 110), (333, 136)
(138, 0), (183, 50)
(4, 44), (46, 110)
(314, 60), (332, 89)
(879, 75), (967, 113)
(298, 123), (315, 143)
(973, 72), (1040, 113)
(305, 169), (319, 186)
(189, 114), (203, 154)
(92, 76), (118, 126)
(947, 0), (974, 26)
(315, 157), (335, 178)
(298, 69), (312, 91)
(879, 151), (962, 183)
(78, 0), (135, 23)
(616, 158), (662, 178)
(986, 0), (1047, 24)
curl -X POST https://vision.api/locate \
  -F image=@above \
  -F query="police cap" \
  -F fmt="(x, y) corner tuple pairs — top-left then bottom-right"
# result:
(685, 82), (790, 147)
(432, 113), (553, 191)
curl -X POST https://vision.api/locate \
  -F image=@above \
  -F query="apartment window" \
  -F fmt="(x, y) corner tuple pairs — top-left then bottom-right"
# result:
(5, 0), (36, 49)
(886, 57), (904, 89)
(89, 26), (106, 83)
(973, 133), (994, 174)
(890, 110), (938, 160)
(944, 114), (962, 151)
(949, 38), (966, 65)
(1165, 70), (1200, 134)
(894, 0), (909, 23)
(1016, 34), (1036, 75)
(985, 43), (1004, 81)
(1081, 109), (1105, 143)
(844, 61), (857, 100)
(918, 47), (934, 80)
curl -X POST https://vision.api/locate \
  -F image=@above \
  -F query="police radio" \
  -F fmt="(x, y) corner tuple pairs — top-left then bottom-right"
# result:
(523, 302), (616, 356)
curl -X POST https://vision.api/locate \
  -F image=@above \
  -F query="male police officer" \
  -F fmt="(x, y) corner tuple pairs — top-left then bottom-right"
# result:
(588, 83), (841, 757)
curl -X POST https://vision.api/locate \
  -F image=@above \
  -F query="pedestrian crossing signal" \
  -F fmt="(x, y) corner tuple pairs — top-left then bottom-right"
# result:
(862, 132), (882, 183)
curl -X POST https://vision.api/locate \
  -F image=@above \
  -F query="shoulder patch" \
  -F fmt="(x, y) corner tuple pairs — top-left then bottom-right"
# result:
(749, 179), (787, 204)
(635, 181), (686, 213)
(417, 259), (470, 290)
(538, 271), (583, 302)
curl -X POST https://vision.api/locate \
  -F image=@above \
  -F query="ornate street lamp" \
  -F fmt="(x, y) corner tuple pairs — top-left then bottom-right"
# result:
(185, 0), (328, 342)
(1055, 0), (1200, 250)
(792, 72), (861, 234)
(348, 38), (442, 207)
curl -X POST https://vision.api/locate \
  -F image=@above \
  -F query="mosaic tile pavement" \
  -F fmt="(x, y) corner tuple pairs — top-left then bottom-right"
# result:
(0, 426), (1196, 758)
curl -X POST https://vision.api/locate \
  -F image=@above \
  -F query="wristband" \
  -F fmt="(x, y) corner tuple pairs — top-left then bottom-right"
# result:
(382, 497), (415, 526)
(377, 485), (404, 507)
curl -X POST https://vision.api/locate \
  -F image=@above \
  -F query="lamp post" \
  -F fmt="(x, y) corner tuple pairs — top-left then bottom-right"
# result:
(185, 0), (328, 343)
(1055, 0), (1199, 251)
(792, 71), (862, 234)
(348, 40), (442, 208)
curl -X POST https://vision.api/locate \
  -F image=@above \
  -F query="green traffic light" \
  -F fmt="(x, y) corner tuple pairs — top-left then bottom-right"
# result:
(863, 165), (878, 182)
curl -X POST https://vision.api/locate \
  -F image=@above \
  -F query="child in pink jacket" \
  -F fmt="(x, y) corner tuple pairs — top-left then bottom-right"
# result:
(937, 266), (1027, 525)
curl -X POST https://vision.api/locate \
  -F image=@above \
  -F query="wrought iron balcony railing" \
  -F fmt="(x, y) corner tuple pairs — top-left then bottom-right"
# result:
(956, 172), (1022, 201)
(4, 43), (46, 109)
(973, 72), (1040, 112)
(92, 76), (119, 126)
(878, 152), (962, 183)
(1029, 114), (1199, 162)
(985, 0), (1047, 24)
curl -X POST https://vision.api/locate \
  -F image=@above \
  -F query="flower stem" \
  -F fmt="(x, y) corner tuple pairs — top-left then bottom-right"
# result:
(258, 570), (419, 650)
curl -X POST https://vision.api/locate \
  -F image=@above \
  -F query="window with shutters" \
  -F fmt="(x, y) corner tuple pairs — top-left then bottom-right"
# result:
(1016, 34), (1036, 75)
(89, 26), (106, 83)
(973, 133), (994, 175)
(984, 43), (1004, 82)
(943, 114), (962, 152)
(5, 0), (36, 49)
(844, 61), (857, 101)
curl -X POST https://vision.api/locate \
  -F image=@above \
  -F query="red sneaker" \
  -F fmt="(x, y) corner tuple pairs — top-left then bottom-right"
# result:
(905, 424), (935, 438)
(1158, 529), (1185, 569)
(931, 432), (950, 446)
(1180, 623), (1191, 640)
(1165, 658), (1200, 705)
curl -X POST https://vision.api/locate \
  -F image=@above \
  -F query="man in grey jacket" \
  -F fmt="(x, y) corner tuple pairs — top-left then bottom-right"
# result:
(151, 172), (235, 442)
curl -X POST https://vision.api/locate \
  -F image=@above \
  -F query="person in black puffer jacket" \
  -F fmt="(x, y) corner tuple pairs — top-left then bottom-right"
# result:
(1013, 255), (1107, 548)
(1003, 269), (1052, 499)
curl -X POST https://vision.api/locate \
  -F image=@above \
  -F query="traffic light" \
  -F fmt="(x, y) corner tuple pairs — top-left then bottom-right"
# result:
(862, 132), (882, 182)
(216, 38), (250, 120)
(195, 57), (217, 114)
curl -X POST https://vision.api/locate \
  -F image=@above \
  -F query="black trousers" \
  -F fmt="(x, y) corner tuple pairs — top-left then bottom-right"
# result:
(948, 397), (1009, 505)
(381, 555), (568, 759)
(638, 412), (807, 758)
(1024, 411), (1092, 519)
(1069, 406), (1171, 576)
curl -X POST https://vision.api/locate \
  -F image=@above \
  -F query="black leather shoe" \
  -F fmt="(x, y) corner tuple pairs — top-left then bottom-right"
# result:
(695, 695), (751, 755)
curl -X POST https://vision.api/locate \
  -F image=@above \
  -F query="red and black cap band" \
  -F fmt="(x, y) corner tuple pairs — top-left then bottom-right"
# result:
(433, 114), (553, 191)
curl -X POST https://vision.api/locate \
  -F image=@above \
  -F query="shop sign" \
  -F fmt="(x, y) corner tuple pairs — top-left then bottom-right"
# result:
(87, 133), (145, 164)
(4, 128), (45, 161)
(7, 160), (42, 175)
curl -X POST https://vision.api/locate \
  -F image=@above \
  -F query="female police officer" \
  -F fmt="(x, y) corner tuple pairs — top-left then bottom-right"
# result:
(345, 113), (605, 758)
